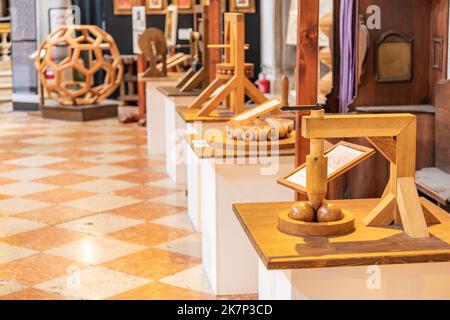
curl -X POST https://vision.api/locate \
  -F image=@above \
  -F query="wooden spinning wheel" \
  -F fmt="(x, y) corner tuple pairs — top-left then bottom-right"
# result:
(35, 25), (123, 106)
(139, 28), (168, 78)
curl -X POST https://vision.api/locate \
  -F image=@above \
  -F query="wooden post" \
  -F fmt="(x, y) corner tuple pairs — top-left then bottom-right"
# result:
(208, 0), (222, 82)
(296, 0), (320, 167)
(137, 54), (148, 121)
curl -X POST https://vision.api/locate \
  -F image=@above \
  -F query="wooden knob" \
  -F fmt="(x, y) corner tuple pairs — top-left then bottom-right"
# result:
(317, 203), (344, 223)
(289, 203), (315, 222)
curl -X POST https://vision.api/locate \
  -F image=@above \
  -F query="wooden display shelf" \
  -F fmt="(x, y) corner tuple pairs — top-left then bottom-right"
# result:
(185, 133), (296, 159)
(138, 72), (185, 83)
(41, 100), (118, 122)
(176, 106), (236, 123)
(158, 86), (203, 97)
(233, 198), (450, 270)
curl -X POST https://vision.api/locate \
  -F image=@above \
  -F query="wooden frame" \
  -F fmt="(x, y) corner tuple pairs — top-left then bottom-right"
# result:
(114, 0), (146, 15)
(229, 0), (256, 14)
(299, 111), (441, 239)
(165, 5), (179, 47)
(173, 0), (195, 13)
(188, 13), (268, 117)
(375, 31), (413, 83)
(176, 4), (211, 92)
(278, 141), (375, 193)
(146, 0), (168, 14)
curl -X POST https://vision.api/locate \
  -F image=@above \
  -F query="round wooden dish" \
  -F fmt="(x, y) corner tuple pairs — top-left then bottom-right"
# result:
(278, 209), (356, 237)
(210, 131), (296, 151)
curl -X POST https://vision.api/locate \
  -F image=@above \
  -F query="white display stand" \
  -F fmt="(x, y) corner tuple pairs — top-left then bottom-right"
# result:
(200, 155), (295, 295)
(144, 73), (184, 156)
(258, 260), (450, 300)
(163, 94), (199, 185)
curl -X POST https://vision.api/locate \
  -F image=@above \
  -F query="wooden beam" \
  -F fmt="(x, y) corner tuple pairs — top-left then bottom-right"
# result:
(302, 114), (416, 139)
(296, 0), (319, 167)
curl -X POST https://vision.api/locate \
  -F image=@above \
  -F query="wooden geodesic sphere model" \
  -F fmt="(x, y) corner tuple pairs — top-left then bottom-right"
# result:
(35, 25), (123, 106)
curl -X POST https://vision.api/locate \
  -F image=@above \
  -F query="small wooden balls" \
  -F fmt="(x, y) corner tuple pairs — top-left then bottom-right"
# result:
(289, 203), (315, 222)
(317, 203), (344, 223)
(35, 25), (123, 106)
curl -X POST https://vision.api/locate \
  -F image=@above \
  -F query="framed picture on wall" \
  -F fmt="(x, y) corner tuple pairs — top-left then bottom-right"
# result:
(229, 0), (256, 14)
(114, 0), (146, 15)
(165, 5), (179, 47)
(146, 0), (167, 14)
(172, 0), (195, 13)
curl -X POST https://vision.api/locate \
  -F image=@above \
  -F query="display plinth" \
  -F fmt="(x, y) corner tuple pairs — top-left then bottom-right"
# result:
(185, 135), (295, 295)
(142, 72), (184, 156)
(41, 100), (118, 122)
(233, 198), (450, 299)
(162, 91), (212, 186)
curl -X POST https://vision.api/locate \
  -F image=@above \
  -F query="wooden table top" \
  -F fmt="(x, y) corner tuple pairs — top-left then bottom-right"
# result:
(185, 134), (296, 159)
(233, 198), (450, 270)
(138, 72), (185, 82)
(177, 106), (236, 123)
(157, 86), (202, 97)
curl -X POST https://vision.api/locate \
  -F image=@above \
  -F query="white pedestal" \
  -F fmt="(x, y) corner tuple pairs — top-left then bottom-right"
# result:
(164, 95), (199, 185)
(185, 122), (227, 232)
(201, 156), (295, 295)
(145, 75), (183, 156)
(258, 259), (450, 300)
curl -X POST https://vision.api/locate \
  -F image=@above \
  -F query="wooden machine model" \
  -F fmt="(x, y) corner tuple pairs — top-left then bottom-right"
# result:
(35, 25), (123, 106)
(189, 13), (268, 117)
(138, 28), (168, 78)
(278, 102), (441, 239)
(176, 5), (210, 93)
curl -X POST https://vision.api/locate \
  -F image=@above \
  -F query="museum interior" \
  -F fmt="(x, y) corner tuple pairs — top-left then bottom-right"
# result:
(0, 0), (449, 301)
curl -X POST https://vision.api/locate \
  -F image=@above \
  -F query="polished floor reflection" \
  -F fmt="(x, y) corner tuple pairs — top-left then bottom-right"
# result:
(0, 111), (256, 300)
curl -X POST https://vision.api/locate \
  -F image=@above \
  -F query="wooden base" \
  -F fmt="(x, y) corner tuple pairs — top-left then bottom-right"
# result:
(41, 100), (118, 122)
(278, 209), (355, 237)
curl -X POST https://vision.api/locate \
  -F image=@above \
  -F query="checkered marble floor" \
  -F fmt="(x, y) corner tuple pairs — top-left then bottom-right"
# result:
(0, 111), (256, 300)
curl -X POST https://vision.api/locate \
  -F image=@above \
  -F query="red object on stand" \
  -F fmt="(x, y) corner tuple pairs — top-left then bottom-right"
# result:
(258, 74), (271, 94)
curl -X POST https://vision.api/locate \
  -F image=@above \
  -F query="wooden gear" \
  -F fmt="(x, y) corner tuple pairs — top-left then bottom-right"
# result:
(35, 25), (123, 106)
(176, 5), (210, 92)
(139, 28), (168, 78)
(189, 13), (268, 117)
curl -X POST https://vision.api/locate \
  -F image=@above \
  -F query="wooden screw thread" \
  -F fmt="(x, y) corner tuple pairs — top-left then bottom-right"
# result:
(306, 109), (328, 211)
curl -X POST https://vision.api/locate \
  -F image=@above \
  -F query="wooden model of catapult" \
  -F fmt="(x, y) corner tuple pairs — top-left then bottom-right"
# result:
(278, 104), (441, 239)
(188, 13), (268, 117)
(176, 5), (210, 93)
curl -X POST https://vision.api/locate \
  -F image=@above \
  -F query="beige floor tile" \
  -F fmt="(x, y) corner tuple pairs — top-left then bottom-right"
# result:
(64, 194), (141, 213)
(159, 265), (213, 295)
(151, 192), (188, 208)
(45, 236), (147, 265)
(0, 243), (36, 264)
(79, 154), (136, 165)
(0, 168), (61, 181)
(6, 156), (67, 168)
(75, 165), (136, 178)
(80, 144), (134, 153)
(0, 181), (56, 197)
(0, 217), (46, 238)
(21, 136), (74, 145)
(72, 178), (137, 194)
(151, 213), (194, 232)
(156, 234), (202, 258)
(0, 198), (51, 216)
(58, 214), (144, 236)
(0, 280), (25, 297)
(35, 266), (151, 300)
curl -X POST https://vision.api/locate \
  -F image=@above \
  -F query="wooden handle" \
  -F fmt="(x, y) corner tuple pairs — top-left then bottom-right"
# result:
(281, 74), (289, 107)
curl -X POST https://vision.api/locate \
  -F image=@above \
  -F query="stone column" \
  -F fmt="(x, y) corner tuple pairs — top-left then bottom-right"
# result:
(260, 0), (296, 95)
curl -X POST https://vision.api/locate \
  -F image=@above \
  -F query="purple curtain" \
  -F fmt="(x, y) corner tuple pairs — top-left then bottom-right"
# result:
(339, 0), (356, 114)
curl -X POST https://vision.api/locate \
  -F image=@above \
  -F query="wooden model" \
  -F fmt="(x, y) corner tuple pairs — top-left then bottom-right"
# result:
(278, 103), (441, 239)
(35, 25), (123, 106)
(138, 28), (168, 78)
(176, 5), (210, 92)
(189, 13), (268, 117)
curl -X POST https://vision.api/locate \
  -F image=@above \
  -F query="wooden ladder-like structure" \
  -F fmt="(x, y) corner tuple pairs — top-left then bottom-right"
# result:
(189, 13), (267, 117)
